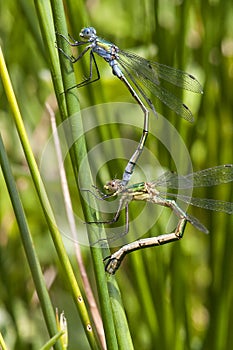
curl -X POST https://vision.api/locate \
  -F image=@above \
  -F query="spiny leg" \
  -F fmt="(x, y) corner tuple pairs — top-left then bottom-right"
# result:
(105, 217), (187, 274)
(56, 32), (83, 47)
(57, 36), (91, 63)
(86, 198), (125, 225)
(91, 203), (130, 246)
(57, 35), (100, 91)
(65, 51), (101, 92)
(106, 203), (130, 243)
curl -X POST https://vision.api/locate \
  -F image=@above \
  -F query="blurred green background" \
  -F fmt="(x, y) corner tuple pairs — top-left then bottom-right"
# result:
(0, 0), (233, 349)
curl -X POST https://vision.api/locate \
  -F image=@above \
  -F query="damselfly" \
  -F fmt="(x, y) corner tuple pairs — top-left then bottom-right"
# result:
(86, 164), (233, 274)
(57, 27), (203, 185)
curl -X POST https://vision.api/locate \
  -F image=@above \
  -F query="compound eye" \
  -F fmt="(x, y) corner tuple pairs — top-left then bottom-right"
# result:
(110, 181), (117, 190)
(89, 27), (96, 35)
(104, 180), (116, 192)
(80, 27), (96, 38)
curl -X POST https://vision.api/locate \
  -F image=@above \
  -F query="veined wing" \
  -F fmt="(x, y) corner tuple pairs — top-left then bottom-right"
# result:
(186, 213), (209, 234)
(152, 164), (233, 189)
(118, 50), (202, 122)
(119, 50), (203, 93)
(160, 192), (233, 214)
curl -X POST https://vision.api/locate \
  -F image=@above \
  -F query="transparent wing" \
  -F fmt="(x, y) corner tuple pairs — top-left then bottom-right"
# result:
(152, 165), (233, 189)
(119, 50), (203, 93)
(162, 193), (233, 214)
(118, 50), (202, 122)
(186, 213), (209, 234)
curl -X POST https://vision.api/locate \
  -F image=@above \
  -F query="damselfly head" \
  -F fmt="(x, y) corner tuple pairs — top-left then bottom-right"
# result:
(80, 27), (97, 40)
(104, 179), (122, 193)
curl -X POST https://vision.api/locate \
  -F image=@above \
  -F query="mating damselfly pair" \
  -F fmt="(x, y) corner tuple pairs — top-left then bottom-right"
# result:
(86, 164), (233, 274)
(57, 28), (232, 274)
(57, 27), (203, 185)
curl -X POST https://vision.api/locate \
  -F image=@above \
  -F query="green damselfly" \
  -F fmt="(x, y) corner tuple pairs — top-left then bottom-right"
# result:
(86, 164), (233, 274)
(57, 27), (203, 185)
